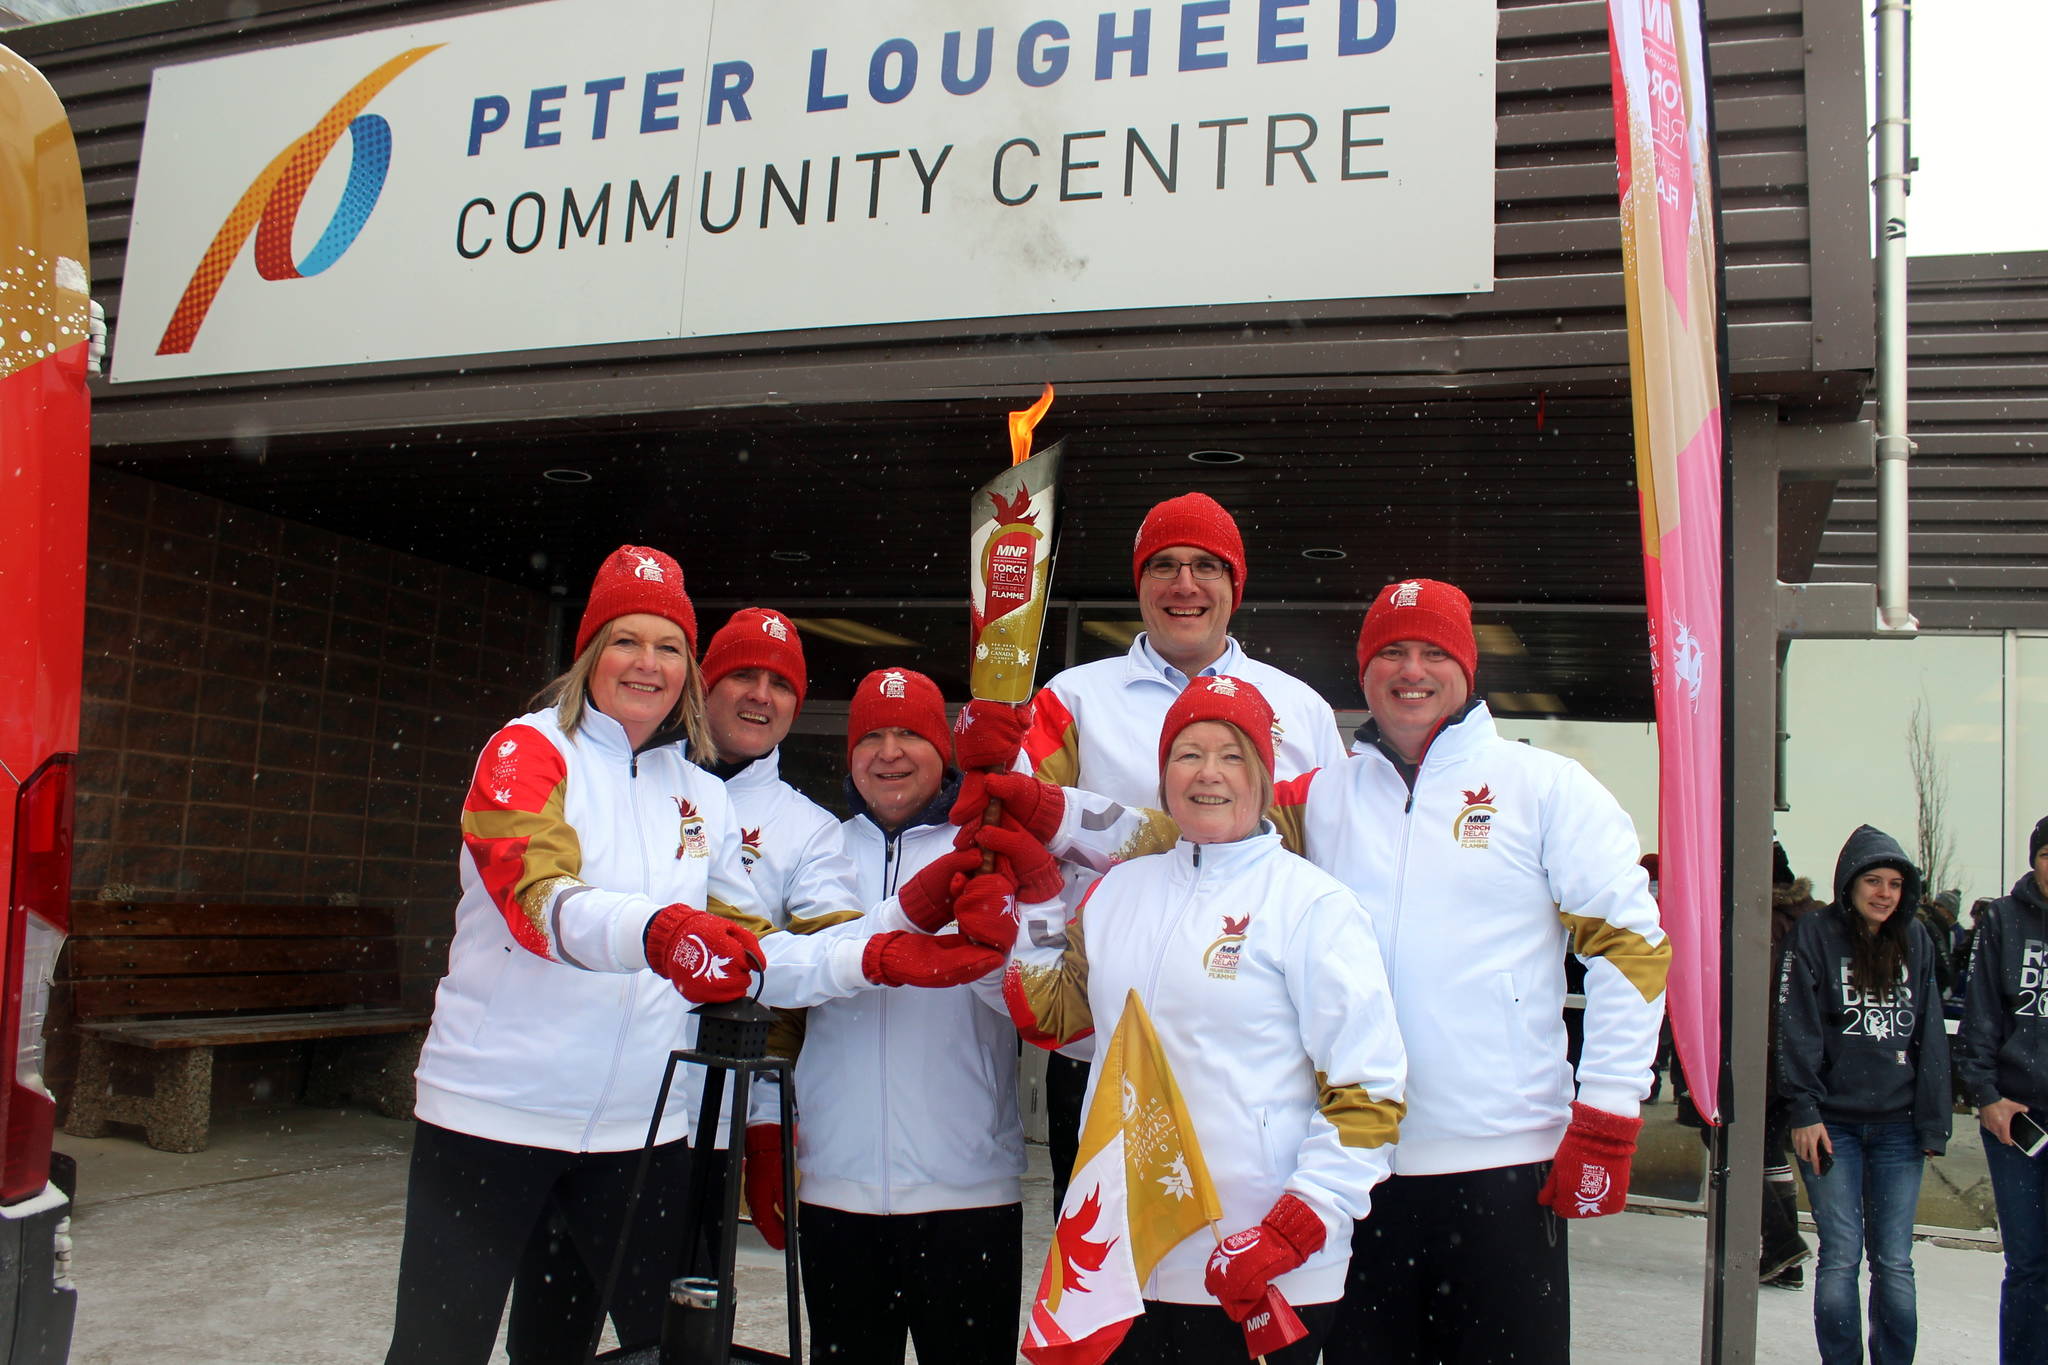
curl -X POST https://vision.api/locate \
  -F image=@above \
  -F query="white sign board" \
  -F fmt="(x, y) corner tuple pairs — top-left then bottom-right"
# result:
(115, 0), (1495, 381)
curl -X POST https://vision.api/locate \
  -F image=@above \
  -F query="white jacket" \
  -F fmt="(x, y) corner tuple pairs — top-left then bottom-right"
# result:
(414, 706), (875, 1152)
(1005, 830), (1406, 1304)
(791, 790), (1026, 1215)
(1021, 634), (1347, 801)
(1053, 703), (1669, 1177)
(723, 748), (866, 934)
(1019, 635), (1347, 1062)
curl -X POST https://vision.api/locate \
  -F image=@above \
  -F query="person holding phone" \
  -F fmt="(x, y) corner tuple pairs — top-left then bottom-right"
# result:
(1955, 814), (2048, 1365)
(1777, 826), (1952, 1365)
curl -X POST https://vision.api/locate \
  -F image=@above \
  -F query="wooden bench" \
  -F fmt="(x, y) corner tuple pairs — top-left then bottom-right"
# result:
(59, 901), (430, 1153)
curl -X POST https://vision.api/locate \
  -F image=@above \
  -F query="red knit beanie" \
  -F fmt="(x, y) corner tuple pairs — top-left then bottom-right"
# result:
(1355, 578), (1477, 690)
(700, 608), (807, 711)
(1132, 493), (1246, 609)
(846, 668), (951, 766)
(1158, 675), (1277, 775)
(576, 545), (698, 656)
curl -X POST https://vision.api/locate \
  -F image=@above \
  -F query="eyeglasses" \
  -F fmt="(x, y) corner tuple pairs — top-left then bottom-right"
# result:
(1142, 557), (1229, 581)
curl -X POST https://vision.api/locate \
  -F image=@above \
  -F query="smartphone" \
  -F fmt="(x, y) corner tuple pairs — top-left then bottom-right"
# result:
(2010, 1110), (2048, 1157)
(1813, 1147), (1834, 1177)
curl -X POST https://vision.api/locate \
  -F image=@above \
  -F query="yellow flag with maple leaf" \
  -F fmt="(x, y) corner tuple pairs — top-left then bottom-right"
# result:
(1023, 990), (1221, 1365)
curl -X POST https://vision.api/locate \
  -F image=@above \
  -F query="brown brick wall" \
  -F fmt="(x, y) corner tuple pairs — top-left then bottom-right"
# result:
(74, 469), (553, 1011)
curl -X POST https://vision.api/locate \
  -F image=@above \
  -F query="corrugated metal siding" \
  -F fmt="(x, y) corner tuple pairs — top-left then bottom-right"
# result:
(1812, 251), (2048, 629)
(13, 0), (1873, 447)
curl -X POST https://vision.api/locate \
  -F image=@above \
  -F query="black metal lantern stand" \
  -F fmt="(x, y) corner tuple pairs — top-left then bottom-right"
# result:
(593, 994), (801, 1365)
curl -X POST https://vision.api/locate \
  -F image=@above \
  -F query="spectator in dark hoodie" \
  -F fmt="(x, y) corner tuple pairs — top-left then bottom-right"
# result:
(1955, 814), (2048, 1365)
(1777, 825), (1952, 1365)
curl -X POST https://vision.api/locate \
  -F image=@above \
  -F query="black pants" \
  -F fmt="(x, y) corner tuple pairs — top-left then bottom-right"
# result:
(1046, 1051), (1089, 1213)
(383, 1121), (692, 1365)
(1325, 1163), (1569, 1365)
(503, 1150), (731, 1363)
(1109, 1299), (1336, 1364)
(796, 1201), (1022, 1364)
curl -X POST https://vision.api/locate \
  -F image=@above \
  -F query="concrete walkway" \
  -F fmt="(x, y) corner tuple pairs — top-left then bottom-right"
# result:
(63, 1105), (2005, 1364)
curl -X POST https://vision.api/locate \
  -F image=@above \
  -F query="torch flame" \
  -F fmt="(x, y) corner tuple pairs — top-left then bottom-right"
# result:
(1009, 383), (1055, 466)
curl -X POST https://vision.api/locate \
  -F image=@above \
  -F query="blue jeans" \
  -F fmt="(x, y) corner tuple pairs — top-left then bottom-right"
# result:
(1797, 1121), (1925, 1365)
(1983, 1125), (2048, 1365)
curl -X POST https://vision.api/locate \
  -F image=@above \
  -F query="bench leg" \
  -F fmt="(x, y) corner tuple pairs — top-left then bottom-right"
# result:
(142, 1048), (213, 1154)
(305, 1031), (423, 1121)
(61, 1036), (116, 1139)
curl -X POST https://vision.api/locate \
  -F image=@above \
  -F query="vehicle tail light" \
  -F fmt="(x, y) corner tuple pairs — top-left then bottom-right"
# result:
(4, 755), (73, 1204)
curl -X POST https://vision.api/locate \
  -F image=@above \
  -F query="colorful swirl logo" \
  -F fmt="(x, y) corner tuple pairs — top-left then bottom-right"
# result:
(155, 45), (442, 356)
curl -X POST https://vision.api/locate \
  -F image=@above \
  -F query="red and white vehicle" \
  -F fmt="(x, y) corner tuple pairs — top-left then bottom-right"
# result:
(0, 40), (90, 1364)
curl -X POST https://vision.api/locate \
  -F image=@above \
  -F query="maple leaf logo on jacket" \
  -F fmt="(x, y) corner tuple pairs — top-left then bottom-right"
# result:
(991, 484), (1037, 526)
(672, 796), (709, 860)
(1204, 915), (1249, 979)
(1452, 785), (1497, 850)
(1053, 1185), (1118, 1299)
(739, 827), (764, 874)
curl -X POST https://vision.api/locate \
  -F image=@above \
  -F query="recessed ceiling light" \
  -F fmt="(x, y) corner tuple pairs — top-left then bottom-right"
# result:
(770, 549), (812, 563)
(790, 617), (919, 647)
(1188, 449), (1245, 465)
(1301, 547), (1347, 561)
(1082, 620), (1145, 649)
(1473, 623), (1527, 657)
(542, 468), (591, 483)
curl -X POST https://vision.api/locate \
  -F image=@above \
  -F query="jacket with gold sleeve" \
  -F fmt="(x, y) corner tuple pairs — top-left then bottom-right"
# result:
(414, 704), (869, 1153)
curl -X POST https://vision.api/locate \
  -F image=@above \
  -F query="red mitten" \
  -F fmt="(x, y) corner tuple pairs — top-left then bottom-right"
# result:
(897, 846), (981, 933)
(644, 905), (766, 1003)
(950, 770), (1066, 844)
(861, 931), (1005, 988)
(743, 1124), (788, 1250)
(973, 823), (1065, 904)
(1202, 1192), (1326, 1322)
(951, 874), (1019, 953)
(1537, 1101), (1642, 1218)
(952, 699), (1027, 772)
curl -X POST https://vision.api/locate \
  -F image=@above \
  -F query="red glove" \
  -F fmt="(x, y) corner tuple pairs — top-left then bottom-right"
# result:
(952, 698), (1027, 772)
(896, 846), (981, 933)
(643, 905), (766, 1004)
(973, 823), (1065, 905)
(1203, 1193), (1326, 1322)
(1538, 1101), (1642, 1218)
(950, 770), (1066, 846)
(951, 874), (1019, 953)
(862, 931), (1004, 988)
(743, 1124), (788, 1251)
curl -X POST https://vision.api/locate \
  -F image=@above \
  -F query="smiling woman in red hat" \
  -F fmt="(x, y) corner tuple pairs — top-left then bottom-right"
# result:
(999, 676), (1407, 1363)
(385, 549), (981, 1365)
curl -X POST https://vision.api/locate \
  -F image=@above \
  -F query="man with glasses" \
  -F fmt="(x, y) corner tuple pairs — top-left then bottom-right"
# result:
(970, 491), (1348, 1214)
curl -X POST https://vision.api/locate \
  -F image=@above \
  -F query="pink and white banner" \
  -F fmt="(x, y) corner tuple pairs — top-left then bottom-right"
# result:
(1606, 0), (1726, 1121)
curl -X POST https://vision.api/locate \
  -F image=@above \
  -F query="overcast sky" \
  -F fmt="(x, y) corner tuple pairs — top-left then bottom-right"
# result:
(1895, 3), (2048, 258)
